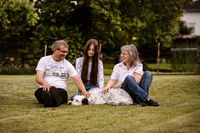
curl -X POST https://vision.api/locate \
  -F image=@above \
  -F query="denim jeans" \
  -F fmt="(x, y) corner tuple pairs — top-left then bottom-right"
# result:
(70, 81), (98, 100)
(76, 81), (98, 95)
(122, 71), (152, 102)
(85, 81), (98, 91)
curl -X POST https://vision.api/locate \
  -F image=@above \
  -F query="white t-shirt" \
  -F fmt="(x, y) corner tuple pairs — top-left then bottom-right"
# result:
(111, 62), (144, 83)
(36, 55), (78, 90)
(75, 57), (104, 88)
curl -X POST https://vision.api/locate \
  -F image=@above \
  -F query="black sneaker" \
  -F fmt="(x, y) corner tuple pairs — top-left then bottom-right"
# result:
(44, 92), (52, 107)
(50, 87), (63, 107)
(143, 99), (159, 106)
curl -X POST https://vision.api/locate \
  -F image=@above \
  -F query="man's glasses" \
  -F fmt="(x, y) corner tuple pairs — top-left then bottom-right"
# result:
(57, 49), (69, 54)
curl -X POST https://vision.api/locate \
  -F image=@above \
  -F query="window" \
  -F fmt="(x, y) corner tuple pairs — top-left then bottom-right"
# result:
(187, 22), (195, 34)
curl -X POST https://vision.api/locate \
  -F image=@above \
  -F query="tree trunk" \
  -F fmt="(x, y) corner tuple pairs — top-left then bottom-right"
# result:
(44, 44), (47, 56)
(157, 41), (160, 74)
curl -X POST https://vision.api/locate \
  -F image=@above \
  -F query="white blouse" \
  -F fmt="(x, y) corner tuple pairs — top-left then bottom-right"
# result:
(75, 57), (104, 88)
(111, 62), (144, 83)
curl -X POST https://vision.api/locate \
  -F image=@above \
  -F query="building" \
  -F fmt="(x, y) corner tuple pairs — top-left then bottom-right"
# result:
(171, 1), (200, 72)
(181, 0), (200, 35)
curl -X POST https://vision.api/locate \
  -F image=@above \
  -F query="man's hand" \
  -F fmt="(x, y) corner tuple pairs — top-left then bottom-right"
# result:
(42, 80), (51, 91)
(36, 71), (51, 91)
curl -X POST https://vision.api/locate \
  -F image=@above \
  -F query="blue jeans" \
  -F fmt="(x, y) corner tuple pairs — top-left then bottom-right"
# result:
(77, 81), (98, 95)
(122, 71), (152, 102)
(71, 81), (98, 100)
(85, 81), (98, 91)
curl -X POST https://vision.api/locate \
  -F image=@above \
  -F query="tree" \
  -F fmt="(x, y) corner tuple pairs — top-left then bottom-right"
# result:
(122, 0), (192, 72)
(1, 0), (191, 68)
(0, 0), (39, 66)
(32, 0), (124, 62)
(178, 20), (192, 35)
(32, 0), (83, 62)
(32, 0), (191, 64)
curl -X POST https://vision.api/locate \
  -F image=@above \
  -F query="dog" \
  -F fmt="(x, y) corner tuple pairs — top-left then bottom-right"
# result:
(71, 88), (133, 105)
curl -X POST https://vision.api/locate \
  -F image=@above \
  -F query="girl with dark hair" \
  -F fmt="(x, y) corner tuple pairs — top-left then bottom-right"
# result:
(75, 39), (104, 93)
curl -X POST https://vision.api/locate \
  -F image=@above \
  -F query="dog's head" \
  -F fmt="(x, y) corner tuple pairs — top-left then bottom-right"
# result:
(71, 95), (89, 105)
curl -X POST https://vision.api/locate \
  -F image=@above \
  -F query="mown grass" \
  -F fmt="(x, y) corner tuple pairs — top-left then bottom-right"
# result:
(0, 75), (200, 133)
(148, 63), (171, 72)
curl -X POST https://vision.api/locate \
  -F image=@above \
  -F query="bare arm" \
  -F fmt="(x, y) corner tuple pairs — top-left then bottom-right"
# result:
(102, 79), (121, 93)
(71, 76), (90, 97)
(35, 71), (51, 91)
(134, 72), (142, 84)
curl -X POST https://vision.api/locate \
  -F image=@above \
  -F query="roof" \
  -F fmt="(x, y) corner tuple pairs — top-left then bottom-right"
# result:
(184, 0), (200, 12)
(175, 35), (200, 39)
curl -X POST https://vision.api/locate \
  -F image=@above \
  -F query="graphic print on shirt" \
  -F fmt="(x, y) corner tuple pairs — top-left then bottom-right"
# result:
(45, 63), (67, 78)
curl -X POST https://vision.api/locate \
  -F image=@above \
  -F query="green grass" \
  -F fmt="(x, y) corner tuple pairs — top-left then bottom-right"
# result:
(0, 75), (200, 133)
(104, 64), (115, 75)
(148, 63), (172, 72)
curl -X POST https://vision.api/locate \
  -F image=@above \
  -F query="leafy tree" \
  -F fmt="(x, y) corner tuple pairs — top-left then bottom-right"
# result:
(32, 0), (124, 61)
(0, 0), (39, 66)
(1, 0), (192, 68)
(32, 0), (83, 62)
(178, 20), (192, 35)
(121, 0), (192, 72)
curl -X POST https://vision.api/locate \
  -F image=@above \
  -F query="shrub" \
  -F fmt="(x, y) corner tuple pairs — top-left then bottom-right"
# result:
(0, 64), (35, 75)
(171, 49), (199, 72)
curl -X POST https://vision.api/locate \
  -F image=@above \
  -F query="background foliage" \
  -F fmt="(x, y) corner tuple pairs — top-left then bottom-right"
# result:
(1, 0), (197, 72)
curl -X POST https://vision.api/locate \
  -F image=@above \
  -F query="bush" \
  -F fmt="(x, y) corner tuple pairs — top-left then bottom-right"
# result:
(0, 64), (35, 75)
(171, 49), (199, 72)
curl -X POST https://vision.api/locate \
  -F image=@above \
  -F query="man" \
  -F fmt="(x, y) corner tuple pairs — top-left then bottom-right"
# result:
(34, 40), (90, 107)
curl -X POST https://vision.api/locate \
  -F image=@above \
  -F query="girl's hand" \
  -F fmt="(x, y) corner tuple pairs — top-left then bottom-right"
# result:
(82, 90), (90, 98)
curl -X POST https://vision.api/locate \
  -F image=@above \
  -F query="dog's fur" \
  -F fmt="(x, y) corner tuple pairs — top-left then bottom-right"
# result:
(71, 88), (133, 105)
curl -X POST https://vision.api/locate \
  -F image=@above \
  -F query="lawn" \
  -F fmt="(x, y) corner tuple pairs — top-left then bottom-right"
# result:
(0, 75), (200, 133)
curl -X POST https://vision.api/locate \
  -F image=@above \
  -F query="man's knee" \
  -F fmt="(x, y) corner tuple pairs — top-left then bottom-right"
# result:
(34, 88), (44, 103)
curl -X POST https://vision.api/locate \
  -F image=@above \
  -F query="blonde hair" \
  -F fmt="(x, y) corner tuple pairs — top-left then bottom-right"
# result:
(120, 44), (140, 65)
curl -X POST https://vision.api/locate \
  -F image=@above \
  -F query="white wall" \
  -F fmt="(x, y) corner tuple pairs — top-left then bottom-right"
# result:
(181, 12), (200, 35)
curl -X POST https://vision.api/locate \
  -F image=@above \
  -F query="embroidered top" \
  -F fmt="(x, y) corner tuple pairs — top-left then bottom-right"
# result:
(76, 57), (104, 88)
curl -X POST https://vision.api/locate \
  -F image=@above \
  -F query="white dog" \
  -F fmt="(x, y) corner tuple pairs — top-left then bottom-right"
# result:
(71, 88), (133, 105)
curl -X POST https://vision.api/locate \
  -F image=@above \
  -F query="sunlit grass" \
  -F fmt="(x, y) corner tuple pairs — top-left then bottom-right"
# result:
(0, 75), (200, 133)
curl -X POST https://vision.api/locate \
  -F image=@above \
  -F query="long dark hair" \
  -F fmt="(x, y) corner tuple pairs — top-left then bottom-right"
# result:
(81, 39), (100, 86)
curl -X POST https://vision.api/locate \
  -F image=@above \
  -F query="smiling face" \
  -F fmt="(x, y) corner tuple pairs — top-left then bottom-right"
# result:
(120, 51), (131, 65)
(53, 44), (69, 61)
(51, 40), (69, 61)
(87, 44), (95, 57)
(120, 44), (140, 66)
